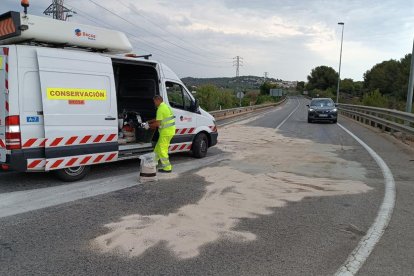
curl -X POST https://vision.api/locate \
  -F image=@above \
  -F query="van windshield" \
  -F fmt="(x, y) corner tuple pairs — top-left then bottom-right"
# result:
(310, 99), (334, 107)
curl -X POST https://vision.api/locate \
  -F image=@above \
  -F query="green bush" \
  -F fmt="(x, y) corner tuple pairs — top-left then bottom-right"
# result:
(256, 95), (280, 105)
(362, 89), (388, 108)
(195, 85), (237, 111)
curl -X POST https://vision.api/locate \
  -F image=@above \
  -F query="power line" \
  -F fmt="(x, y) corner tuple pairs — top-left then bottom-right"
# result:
(65, 4), (229, 69)
(86, 0), (230, 64)
(233, 56), (243, 77)
(117, 0), (230, 61)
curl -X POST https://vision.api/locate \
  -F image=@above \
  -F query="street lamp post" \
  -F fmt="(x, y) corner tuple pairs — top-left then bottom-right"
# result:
(406, 38), (414, 114)
(336, 22), (345, 104)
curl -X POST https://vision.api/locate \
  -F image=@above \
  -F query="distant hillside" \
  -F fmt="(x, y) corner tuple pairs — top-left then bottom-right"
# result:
(182, 76), (281, 90)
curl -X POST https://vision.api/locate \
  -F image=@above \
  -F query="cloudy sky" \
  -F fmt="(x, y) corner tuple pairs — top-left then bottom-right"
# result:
(1, 0), (413, 81)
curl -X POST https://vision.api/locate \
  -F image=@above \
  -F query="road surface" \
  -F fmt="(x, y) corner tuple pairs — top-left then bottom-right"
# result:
(0, 97), (413, 276)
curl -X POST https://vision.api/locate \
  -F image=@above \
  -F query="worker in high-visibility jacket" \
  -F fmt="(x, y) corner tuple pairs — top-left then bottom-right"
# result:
(149, 95), (176, 173)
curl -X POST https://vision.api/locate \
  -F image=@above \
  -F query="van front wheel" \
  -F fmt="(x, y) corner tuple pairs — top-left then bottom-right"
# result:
(192, 133), (208, 158)
(54, 166), (91, 182)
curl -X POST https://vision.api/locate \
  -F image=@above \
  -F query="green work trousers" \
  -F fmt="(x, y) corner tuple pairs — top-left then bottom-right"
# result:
(154, 135), (173, 172)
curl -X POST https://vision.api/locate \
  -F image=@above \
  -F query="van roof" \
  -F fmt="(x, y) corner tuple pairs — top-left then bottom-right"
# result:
(0, 11), (133, 54)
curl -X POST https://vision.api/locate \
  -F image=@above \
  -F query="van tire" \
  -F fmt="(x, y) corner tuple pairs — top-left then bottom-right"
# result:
(54, 166), (91, 182)
(192, 133), (208, 159)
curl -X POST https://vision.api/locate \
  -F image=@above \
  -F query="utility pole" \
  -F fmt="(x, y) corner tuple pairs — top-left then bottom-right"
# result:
(264, 72), (268, 83)
(406, 38), (414, 115)
(44, 0), (75, 21)
(233, 56), (243, 77)
(233, 56), (244, 107)
(336, 22), (345, 104)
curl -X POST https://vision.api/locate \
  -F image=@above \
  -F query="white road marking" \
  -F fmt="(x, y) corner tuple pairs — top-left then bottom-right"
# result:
(275, 97), (301, 129)
(335, 123), (396, 276)
(0, 154), (227, 219)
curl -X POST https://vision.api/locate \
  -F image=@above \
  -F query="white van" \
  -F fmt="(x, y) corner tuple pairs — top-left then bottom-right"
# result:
(0, 11), (218, 181)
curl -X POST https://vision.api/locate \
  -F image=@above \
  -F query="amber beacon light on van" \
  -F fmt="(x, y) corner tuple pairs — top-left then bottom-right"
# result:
(0, 12), (22, 40)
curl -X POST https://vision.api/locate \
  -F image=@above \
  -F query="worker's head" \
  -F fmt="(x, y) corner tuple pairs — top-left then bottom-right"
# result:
(153, 95), (163, 107)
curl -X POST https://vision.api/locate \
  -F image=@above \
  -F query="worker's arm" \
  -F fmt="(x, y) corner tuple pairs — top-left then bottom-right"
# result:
(149, 120), (161, 129)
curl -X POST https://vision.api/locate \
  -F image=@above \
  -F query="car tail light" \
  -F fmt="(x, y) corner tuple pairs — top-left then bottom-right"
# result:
(5, 116), (21, 150)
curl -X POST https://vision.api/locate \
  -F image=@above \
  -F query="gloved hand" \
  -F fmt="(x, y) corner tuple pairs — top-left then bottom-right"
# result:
(142, 122), (150, 130)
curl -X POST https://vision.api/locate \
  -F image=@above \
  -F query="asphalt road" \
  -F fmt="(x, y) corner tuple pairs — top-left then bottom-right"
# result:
(0, 97), (413, 275)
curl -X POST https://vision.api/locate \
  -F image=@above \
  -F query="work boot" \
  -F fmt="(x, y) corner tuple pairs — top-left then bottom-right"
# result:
(158, 169), (172, 173)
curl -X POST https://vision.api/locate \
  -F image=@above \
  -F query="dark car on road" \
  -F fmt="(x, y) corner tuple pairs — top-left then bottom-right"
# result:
(307, 98), (338, 123)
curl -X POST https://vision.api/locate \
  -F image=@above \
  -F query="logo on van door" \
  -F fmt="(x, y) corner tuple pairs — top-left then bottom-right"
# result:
(74, 29), (96, 40)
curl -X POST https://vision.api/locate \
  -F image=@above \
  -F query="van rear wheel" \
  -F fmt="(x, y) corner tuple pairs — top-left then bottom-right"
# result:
(54, 166), (90, 182)
(192, 133), (208, 159)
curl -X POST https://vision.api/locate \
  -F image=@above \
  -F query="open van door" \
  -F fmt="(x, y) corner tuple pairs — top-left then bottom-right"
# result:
(36, 48), (118, 172)
(0, 48), (7, 163)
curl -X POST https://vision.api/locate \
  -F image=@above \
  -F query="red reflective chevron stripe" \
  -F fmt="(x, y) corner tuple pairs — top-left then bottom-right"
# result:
(80, 156), (92, 165)
(28, 160), (42, 169)
(106, 153), (117, 161)
(65, 157), (78, 167)
(39, 139), (46, 147)
(50, 159), (64, 169)
(50, 137), (64, 147)
(0, 139), (6, 148)
(65, 136), (78, 146)
(93, 135), (104, 143)
(79, 135), (92, 144)
(179, 144), (186, 150)
(186, 144), (192, 150)
(23, 139), (37, 148)
(106, 134), (117, 142)
(93, 154), (104, 163)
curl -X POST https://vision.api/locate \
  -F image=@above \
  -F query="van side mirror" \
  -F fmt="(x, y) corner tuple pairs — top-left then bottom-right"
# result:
(191, 99), (200, 113)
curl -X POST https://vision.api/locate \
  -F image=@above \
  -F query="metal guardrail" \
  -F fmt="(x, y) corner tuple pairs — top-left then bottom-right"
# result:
(210, 97), (287, 120)
(339, 104), (414, 137)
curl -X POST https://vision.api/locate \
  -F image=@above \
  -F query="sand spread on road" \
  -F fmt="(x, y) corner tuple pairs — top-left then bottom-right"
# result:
(92, 124), (372, 259)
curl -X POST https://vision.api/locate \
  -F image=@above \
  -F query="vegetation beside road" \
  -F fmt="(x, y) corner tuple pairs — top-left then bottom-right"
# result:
(192, 84), (284, 111)
(298, 54), (413, 113)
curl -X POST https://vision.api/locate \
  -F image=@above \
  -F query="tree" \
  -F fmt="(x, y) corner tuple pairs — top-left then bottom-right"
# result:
(296, 81), (305, 92)
(363, 59), (401, 97)
(259, 81), (278, 95)
(340, 78), (355, 95)
(306, 66), (338, 91)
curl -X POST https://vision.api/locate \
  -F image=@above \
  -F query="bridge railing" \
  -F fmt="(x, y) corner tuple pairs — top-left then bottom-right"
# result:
(210, 97), (287, 120)
(339, 104), (414, 137)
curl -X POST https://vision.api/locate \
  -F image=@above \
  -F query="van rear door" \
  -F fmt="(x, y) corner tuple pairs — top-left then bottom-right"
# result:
(36, 48), (118, 170)
(0, 48), (7, 162)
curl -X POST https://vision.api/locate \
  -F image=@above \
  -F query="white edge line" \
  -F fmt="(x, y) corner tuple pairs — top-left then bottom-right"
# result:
(335, 123), (396, 276)
(276, 97), (301, 129)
